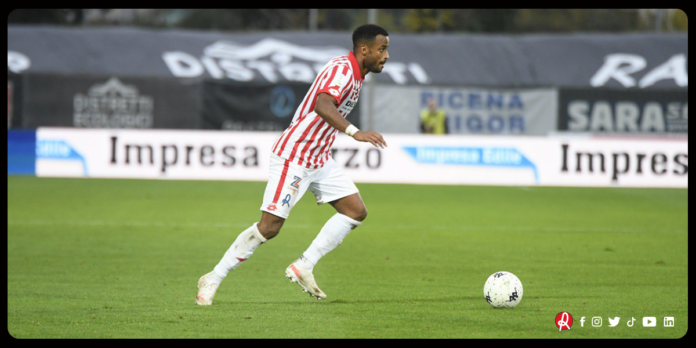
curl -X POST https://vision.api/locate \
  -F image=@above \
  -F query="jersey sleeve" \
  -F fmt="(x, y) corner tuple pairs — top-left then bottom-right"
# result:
(316, 64), (352, 105)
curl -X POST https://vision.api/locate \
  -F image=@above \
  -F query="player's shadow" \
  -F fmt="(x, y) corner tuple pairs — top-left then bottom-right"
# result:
(220, 296), (480, 306)
(217, 294), (601, 306)
(325, 296), (479, 305)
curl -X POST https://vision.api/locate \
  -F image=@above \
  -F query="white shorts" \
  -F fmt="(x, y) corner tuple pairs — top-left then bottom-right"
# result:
(260, 153), (359, 219)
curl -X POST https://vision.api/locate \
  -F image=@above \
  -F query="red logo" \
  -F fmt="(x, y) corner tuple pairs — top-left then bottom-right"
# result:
(267, 204), (277, 211)
(555, 312), (573, 331)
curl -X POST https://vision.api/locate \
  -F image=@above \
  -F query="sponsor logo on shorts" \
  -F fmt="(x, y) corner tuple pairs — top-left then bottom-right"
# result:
(282, 194), (292, 207)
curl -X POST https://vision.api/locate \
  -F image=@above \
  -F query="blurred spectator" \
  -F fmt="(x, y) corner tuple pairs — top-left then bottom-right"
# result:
(420, 98), (449, 134)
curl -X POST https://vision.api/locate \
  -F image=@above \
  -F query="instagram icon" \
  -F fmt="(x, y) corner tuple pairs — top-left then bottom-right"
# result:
(592, 317), (603, 327)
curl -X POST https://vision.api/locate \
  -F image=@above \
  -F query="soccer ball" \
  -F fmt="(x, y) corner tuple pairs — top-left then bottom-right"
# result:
(483, 271), (523, 308)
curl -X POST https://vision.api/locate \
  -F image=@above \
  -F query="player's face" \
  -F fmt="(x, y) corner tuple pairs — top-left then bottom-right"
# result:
(365, 35), (389, 73)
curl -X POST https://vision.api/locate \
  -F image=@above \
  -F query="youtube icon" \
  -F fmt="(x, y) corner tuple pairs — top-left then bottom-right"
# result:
(643, 317), (657, 327)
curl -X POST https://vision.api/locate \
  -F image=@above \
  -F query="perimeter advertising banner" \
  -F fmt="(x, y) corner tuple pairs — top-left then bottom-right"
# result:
(19, 75), (200, 129)
(33, 128), (687, 188)
(558, 88), (688, 134)
(200, 80), (361, 131)
(35, 128), (267, 181)
(9, 26), (687, 88)
(370, 86), (557, 135)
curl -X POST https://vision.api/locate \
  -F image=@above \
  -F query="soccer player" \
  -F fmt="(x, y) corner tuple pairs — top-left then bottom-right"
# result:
(196, 24), (390, 304)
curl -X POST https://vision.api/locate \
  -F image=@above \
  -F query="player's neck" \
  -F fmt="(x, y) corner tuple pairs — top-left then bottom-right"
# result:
(353, 52), (369, 79)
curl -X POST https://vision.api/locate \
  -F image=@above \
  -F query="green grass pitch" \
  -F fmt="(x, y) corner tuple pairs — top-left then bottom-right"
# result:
(7, 176), (688, 338)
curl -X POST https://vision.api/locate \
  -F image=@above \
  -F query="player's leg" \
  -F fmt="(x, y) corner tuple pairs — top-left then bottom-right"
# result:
(211, 211), (282, 280)
(286, 159), (363, 299)
(328, 192), (368, 222)
(256, 211), (285, 239)
(198, 216), (293, 305)
(196, 219), (269, 306)
(293, 193), (364, 271)
(215, 155), (310, 273)
(196, 155), (310, 305)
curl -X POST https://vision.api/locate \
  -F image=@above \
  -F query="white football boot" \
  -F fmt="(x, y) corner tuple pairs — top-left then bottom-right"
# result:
(195, 272), (220, 305)
(285, 263), (327, 300)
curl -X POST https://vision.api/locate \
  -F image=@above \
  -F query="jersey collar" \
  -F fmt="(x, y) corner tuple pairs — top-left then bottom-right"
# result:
(348, 51), (364, 81)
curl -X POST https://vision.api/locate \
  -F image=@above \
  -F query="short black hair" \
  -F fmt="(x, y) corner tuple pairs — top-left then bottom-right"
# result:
(352, 24), (389, 51)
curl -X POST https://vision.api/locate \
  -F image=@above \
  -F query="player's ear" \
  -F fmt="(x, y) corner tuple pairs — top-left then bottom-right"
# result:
(360, 43), (369, 55)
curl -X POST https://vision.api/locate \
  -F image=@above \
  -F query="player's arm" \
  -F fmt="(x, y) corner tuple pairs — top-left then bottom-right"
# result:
(315, 93), (387, 149)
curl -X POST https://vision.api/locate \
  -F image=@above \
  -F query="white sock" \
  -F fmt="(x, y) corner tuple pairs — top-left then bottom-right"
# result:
(212, 223), (267, 281)
(297, 213), (361, 270)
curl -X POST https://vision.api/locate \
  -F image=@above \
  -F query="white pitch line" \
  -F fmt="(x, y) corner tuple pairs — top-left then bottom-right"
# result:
(6, 220), (686, 233)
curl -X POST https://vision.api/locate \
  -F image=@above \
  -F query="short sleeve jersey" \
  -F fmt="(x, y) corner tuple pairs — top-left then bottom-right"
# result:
(271, 51), (364, 169)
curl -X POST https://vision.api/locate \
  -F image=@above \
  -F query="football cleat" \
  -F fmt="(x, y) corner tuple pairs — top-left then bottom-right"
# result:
(195, 271), (221, 305)
(285, 263), (327, 300)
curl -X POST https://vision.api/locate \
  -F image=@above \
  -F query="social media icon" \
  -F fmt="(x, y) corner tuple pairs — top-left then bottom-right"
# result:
(555, 312), (573, 331)
(580, 317), (586, 327)
(608, 317), (620, 327)
(592, 317), (602, 327)
(643, 317), (656, 327)
(627, 317), (636, 327)
(664, 317), (675, 327)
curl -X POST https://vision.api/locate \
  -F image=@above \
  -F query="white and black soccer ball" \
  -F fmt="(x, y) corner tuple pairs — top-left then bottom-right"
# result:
(483, 271), (523, 308)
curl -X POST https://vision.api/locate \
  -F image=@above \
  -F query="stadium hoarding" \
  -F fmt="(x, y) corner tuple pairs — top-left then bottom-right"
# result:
(8, 27), (687, 133)
(8, 26), (687, 89)
(7, 129), (36, 175)
(368, 86), (557, 135)
(335, 134), (687, 188)
(17, 74), (200, 129)
(13, 73), (358, 132)
(33, 128), (687, 188)
(200, 80), (362, 131)
(34, 128), (267, 181)
(558, 88), (688, 134)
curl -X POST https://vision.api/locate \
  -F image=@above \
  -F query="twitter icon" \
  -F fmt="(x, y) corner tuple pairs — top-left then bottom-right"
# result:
(608, 317), (621, 327)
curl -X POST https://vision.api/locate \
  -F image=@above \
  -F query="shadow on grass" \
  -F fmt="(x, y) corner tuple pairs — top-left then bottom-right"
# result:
(325, 296), (482, 305)
(213, 295), (481, 306)
(209, 294), (604, 307)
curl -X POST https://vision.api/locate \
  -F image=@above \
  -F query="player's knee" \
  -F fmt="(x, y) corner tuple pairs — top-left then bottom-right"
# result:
(360, 207), (369, 221)
(257, 218), (284, 240)
(258, 223), (281, 239)
(351, 206), (368, 222)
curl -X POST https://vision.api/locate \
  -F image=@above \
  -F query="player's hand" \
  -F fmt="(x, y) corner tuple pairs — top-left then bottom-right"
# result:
(353, 131), (387, 149)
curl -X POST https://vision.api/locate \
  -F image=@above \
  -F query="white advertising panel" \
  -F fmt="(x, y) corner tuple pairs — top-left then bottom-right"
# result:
(36, 128), (687, 188)
(331, 134), (688, 188)
(36, 128), (274, 181)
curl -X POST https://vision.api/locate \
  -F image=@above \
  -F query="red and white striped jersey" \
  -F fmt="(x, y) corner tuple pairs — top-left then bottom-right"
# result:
(271, 51), (364, 169)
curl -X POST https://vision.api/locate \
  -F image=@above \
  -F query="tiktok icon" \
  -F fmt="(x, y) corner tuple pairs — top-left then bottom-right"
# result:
(627, 317), (636, 327)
